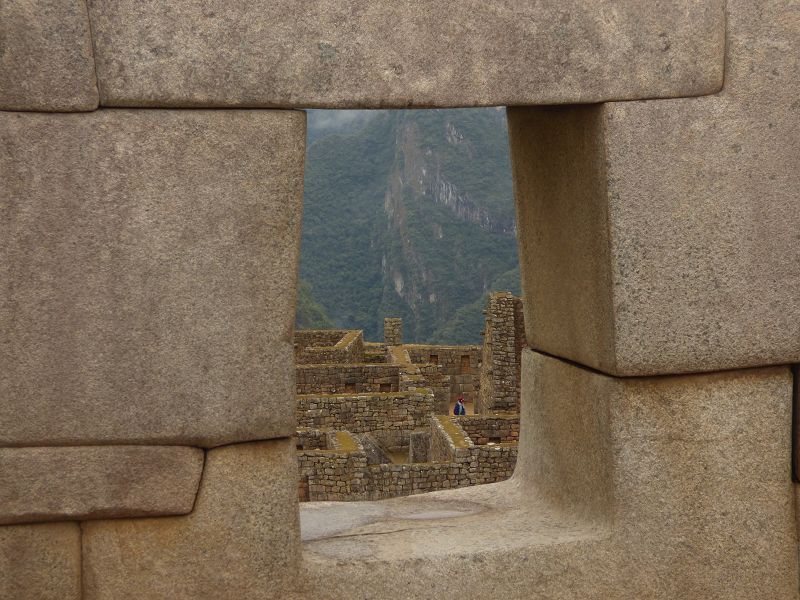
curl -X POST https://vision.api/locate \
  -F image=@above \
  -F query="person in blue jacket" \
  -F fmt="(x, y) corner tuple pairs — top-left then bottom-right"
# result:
(454, 395), (467, 416)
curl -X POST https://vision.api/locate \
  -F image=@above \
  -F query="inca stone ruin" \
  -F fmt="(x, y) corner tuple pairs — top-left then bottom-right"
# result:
(2, 1), (800, 599)
(296, 297), (523, 502)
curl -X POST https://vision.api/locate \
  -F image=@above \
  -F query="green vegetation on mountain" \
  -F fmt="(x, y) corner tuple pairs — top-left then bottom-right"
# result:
(299, 108), (520, 344)
(295, 280), (334, 329)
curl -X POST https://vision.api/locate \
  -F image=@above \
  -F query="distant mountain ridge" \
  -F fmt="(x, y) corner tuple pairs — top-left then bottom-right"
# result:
(298, 108), (520, 344)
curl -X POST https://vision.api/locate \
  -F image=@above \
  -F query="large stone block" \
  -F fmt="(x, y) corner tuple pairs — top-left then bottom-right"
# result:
(297, 351), (797, 599)
(0, 446), (204, 525)
(0, 522), (81, 600)
(510, 0), (800, 376)
(514, 349), (797, 598)
(86, 0), (724, 108)
(82, 439), (300, 600)
(0, 109), (305, 447)
(0, 0), (98, 110)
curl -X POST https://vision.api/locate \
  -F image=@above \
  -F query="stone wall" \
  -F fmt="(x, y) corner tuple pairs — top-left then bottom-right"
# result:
(295, 330), (364, 365)
(6, 2), (798, 599)
(454, 414), (520, 444)
(383, 318), (403, 345)
(477, 292), (526, 414)
(363, 342), (388, 363)
(296, 364), (400, 395)
(296, 390), (434, 438)
(299, 424), (517, 503)
(405, 345), (481, 408)
(297, 431), (368, 502)
(295, 428), (328, 451)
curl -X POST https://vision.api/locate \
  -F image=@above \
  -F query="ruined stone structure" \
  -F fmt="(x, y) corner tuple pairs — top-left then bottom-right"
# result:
(383, 317), (403, 346)
(2, 2), (799, 599)
(477, 291), (527, 413)
(297, 416), (517, 502)
(293, 318), (518, 502)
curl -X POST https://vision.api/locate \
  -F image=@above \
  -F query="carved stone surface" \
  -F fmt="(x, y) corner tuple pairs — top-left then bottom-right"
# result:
(86, 0), (724, 108)
(298, 351), (797, 599)
(82, 439), (300, 600)
(0, 109), (305, 446)
(510, 0), (800, 376)
(0, 0), (98, 110)
(0, 522), (81, 600)
(0, 446), (204, 525)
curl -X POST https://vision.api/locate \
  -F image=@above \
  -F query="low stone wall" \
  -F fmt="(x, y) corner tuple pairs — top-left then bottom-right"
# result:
(295, 329), (364, 365)
(454, 414), (520, 444)
(297, 431), (368, 501)
(297, 390), (434, 437)
(429, 415), (468, 463)
(363, 342), (388, 363)
(298, 416), (516, 502)
(296, 364), (400, 394)
(405, 345), (481, 407)
(296, 428), (328, 450)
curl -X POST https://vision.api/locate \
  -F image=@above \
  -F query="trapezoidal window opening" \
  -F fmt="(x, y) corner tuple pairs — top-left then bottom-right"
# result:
(294, 108), (525, 504)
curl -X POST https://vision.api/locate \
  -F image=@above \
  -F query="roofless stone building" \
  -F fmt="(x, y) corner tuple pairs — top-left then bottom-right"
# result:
(295, 299), (522, 502)
(1, 1), (799, 599)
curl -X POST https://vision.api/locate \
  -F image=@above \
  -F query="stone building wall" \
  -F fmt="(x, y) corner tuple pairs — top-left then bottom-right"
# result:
(295, 428), (328, 451)
(477, 292), (526, 414)
(299, 420), (517, 503)
(295, 330), (364, 365)
(405, 345), (481, 408)
(296, 364), (400, 395)
(454, 414), (520, 444)
(363, 342), (388, 363)
(297, 431), (368, 501)
(383, 318), (403, 345)
(296, 390), (434, 438)
(7, 3), (798, 598)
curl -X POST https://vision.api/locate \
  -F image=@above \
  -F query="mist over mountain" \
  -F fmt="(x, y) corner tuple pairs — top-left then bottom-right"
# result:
(298, 108), (520, 344)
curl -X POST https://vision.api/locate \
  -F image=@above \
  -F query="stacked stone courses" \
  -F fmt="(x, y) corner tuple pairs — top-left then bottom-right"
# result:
(4, 1), (799, 599)
(295, 329), (365, 365)
(477, 292), (526, 414)
(297, 416), (517, 502)
(297, 391), (434, 436)
(296, 364), (400, 395)
(294, 313), (521, 503)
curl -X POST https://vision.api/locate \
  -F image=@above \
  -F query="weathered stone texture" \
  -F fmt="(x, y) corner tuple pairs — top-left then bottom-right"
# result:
(516, 349), (797, 597)
(404, 344), (481, 407)
(83, 439), (300, 600)
(0, 0), (98, 110)
(86, 0), (724, 108)
(455, 414), (519, 445)
(510, 0), (800, 376)
(0, 522), (81, 600)
(477, 292), (525, 413)
(0, 109), (305, 447)
(0, 446), (203, 525)
(383, 317), (403, 345)
(297, 390), (434, 436)
(299, 421), (516, 503)
(295, 329), (364, 364)
(296, 364), (400, 395)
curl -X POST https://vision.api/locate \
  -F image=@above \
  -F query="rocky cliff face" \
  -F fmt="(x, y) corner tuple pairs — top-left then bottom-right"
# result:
(300, 108), (520, 344)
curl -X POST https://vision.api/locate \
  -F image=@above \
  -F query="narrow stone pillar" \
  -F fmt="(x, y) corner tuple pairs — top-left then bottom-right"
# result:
(383, 318), (403, 346)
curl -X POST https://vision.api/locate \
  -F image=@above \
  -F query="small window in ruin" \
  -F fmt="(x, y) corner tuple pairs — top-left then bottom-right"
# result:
(380, 383), (391, 392)
(460, 355), (471, 374)
(429, 354), (439, 365)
